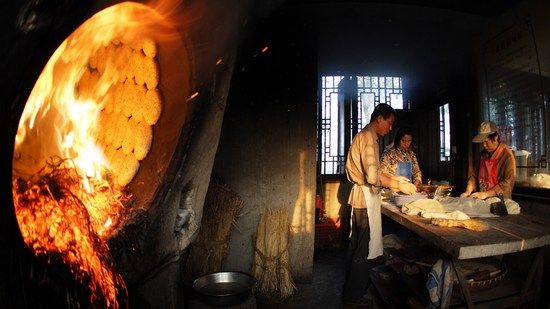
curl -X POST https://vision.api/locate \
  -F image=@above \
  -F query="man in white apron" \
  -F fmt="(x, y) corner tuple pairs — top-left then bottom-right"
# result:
(343, 103), (417, 306)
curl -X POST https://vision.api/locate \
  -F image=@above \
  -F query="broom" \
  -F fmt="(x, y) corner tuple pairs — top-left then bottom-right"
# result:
(252, 207), (296, 299)
(184, 177), (244, 282)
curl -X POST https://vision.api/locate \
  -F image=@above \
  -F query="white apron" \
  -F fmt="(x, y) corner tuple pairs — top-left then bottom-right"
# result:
(360, 185), (383, 259)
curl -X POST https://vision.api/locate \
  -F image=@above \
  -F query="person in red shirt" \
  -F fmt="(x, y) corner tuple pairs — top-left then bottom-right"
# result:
(461, 121), (516, 199)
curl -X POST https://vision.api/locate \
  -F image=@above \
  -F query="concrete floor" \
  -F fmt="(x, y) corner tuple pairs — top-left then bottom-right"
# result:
(270, 245), (550, 309)
(186, 247), (384, 309)
(257, 247), (383, 309)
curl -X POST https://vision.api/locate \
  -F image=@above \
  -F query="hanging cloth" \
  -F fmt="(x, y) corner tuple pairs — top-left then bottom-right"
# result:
(360, 185), (383, 259)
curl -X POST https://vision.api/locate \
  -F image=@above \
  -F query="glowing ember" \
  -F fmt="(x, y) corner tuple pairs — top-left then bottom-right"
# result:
(187, 91), (199, 101)
(12, 159), (128, 307)
(11, 2), (170, 308)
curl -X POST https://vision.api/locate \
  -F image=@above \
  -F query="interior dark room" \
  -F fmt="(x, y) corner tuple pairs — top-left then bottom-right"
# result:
(1, 0), (548, 308)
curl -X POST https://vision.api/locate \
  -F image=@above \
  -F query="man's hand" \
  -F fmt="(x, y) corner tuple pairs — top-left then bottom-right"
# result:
(398, 182), (417, 195)
(394, 176), (411, 184)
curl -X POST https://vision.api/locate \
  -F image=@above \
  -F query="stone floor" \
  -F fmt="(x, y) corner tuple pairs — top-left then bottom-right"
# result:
(186, 246), (384, 309)
(256, 247), (384, 309)
(187, 240), (550, 309)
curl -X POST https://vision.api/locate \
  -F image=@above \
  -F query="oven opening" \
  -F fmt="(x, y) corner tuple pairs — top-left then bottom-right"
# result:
(10, 2), (191, 307)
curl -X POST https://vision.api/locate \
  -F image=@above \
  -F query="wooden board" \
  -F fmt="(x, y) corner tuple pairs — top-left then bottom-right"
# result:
(381, 202), (550, 259)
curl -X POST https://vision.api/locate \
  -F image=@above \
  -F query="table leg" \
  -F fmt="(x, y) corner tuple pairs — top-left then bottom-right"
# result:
(451, 259), (474, 309)
(515, 248), (543, 309)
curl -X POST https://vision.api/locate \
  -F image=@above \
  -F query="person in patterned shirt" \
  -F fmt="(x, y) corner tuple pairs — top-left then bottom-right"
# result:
(380, 126), (423, 185)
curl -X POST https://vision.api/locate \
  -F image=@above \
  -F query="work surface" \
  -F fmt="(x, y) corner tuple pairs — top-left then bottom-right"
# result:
(381, 201), (550, 259)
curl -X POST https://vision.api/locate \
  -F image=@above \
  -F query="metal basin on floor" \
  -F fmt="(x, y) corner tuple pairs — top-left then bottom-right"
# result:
(193, 271), (255, 307)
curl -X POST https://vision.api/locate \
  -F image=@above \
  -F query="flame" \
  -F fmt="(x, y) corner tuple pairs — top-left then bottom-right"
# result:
(11, 2), (175, 308)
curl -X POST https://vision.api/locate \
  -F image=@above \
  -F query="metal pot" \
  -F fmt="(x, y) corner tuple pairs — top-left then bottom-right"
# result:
(192, 271), (255, 307)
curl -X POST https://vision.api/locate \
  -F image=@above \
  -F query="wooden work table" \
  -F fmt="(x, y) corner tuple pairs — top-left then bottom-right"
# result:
(381, 201), (550, 259)
(380, 201), (550, 308)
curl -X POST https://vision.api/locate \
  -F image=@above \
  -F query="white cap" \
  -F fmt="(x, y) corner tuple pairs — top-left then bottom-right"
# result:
(472, 121), (498, 143)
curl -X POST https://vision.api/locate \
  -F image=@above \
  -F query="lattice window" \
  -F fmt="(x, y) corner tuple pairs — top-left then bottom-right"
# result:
(319, 76), (345, 175)
(482, 21), (546, 165)
(356, 76), (403, 133)
(439, 103), (451, 161)
(318, 75), (404, 175)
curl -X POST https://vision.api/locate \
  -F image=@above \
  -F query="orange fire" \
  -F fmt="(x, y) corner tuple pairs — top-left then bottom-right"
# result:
(11, 2), (173, 308)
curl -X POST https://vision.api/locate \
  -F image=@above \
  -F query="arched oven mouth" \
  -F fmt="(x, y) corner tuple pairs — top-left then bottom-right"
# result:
(5, 1), (197, 307)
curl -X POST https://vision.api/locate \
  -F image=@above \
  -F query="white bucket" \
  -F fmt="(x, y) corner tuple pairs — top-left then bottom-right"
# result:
(514, 149), (530, 167)
(514, 149), (531, 183)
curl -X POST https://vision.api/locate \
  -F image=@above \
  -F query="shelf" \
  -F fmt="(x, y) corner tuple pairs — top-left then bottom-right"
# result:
(385, 260), (533, 308)
(450, 275), (522, 306)
(370, 264), (427, 309)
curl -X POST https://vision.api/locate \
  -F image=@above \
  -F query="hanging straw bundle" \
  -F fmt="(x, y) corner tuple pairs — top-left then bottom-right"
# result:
(252, 207), (296, 299)
(184, 178), (244, 282)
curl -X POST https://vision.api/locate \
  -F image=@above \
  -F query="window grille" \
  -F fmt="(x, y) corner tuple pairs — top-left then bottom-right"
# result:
(356, 76), (403, 131)
(439, 103), (451, 161)
(319, 76), (345, 175)
(482, 21), (546, 165)
(318, 75), (404, 175)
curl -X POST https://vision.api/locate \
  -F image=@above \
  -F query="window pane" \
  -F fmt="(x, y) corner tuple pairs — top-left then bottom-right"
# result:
(444, 104), (451, 157)
(325, 76), (333, 88)
(386, 77), (392, 88)
(380, 89), (386, 104)
(379, 76), (385, 88)
(393, 77), (400, 88)
(390, 93), (403, 109)
(439, 103), (451, 161)
(359, 92), (375, 129)
(329, 92), (339, 157)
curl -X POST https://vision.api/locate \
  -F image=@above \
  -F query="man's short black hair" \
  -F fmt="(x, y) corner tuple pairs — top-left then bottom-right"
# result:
(370, 103), (395, 123)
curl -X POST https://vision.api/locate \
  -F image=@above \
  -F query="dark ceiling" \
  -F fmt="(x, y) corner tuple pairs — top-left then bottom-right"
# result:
(290, 0), (525, 17)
